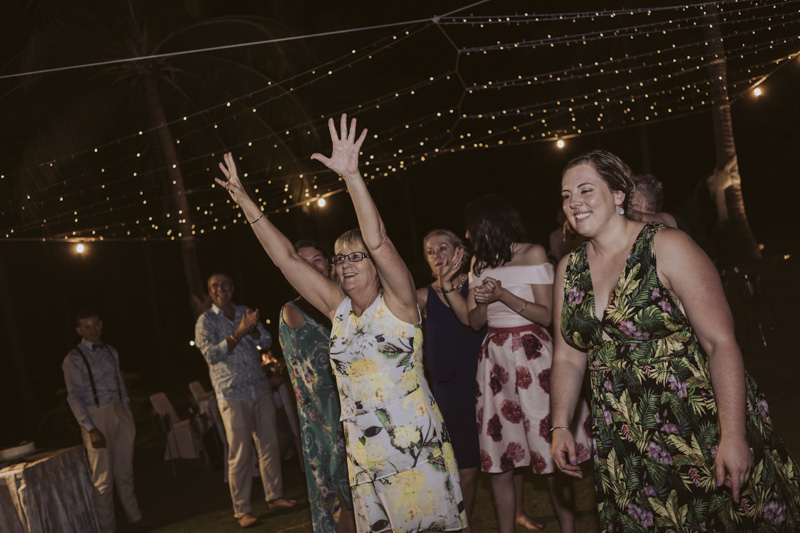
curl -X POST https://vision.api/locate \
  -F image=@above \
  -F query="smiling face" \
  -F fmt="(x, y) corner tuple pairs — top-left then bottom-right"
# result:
(76, 315), (103, 343)
(208, 274), (234, 310)
(561, 163), (626, 237)
(298, 246), (329, 277)
(424, 234), (458, 278)
(334, 241), (378, 295)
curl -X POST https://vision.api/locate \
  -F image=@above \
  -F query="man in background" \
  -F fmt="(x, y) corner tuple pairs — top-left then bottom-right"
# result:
(63, 309), (145, 532)
(631, 173), (691, 233)
(195, 272), (296, 529)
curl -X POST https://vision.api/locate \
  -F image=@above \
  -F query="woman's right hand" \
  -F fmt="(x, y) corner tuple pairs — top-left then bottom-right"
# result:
(551, 428), (583, 479)
(215, 152), (251, 205)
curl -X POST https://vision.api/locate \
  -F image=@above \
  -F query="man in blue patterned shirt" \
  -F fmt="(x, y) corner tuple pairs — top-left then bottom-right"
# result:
(195, 272), (296, 528)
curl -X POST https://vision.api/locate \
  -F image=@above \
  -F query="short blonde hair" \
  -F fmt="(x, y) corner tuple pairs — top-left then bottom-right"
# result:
(334, 228), (366, 254)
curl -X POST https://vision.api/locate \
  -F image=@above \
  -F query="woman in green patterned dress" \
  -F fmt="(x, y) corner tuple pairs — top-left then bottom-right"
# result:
(550, 150), (800, 531)
(215, 114), (466, 533)
(278, 240), (355, 533)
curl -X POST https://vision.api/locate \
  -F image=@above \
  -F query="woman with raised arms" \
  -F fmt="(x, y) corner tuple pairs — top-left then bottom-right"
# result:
(216, 114), (466, 533)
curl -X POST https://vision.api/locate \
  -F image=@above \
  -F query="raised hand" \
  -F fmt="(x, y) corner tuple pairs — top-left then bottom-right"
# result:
(215, 152), (251, 205)
(311, 113), (368, 177)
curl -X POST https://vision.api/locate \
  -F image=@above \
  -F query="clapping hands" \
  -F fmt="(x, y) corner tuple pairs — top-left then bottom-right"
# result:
(473, 277), (503, 304)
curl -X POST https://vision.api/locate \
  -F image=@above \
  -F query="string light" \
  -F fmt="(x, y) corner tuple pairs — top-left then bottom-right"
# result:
(1, 0), (797, 241)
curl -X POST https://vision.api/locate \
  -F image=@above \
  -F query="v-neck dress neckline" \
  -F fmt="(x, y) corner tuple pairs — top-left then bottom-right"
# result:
(585, 223), (649, 324)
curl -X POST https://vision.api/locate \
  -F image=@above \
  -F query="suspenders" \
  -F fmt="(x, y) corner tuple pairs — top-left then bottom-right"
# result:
(76, 345), (123, 407)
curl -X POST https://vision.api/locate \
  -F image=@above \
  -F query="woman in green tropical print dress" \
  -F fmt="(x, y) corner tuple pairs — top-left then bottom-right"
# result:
(215, 114), (466, 533)
(278, 240), (355, 533)
(550, 150), (800, 532)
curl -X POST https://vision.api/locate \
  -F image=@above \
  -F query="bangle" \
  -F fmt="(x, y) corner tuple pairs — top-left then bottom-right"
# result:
(228, 334), (239, 344)
(517, 300), (528, 314)
(550, 426), (570, 434)
(248, 213), (264, 224)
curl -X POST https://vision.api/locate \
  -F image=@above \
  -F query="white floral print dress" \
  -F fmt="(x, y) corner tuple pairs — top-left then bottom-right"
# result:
(329, 294), (467, 533)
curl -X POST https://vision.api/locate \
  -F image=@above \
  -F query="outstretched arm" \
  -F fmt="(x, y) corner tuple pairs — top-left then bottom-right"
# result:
(312, 114), (418, 323)
(215, 152), (343, 317)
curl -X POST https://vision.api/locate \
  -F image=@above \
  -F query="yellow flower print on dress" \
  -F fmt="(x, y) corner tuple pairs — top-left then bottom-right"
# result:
(393, 424), (422, 449)
(349, 358), (377, 376)
(329, 295), (467, 532)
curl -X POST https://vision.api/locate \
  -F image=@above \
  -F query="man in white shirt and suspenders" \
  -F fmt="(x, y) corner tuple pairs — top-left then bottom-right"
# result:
(63, 309), (145, 532)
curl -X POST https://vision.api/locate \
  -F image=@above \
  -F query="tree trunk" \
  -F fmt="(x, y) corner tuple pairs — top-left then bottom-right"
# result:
(141, 73), (207, 318)
(704, 10), (761, 264)
(142, 244), (176, 378)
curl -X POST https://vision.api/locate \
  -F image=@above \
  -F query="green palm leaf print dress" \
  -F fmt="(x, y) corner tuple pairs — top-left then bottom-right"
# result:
(560, 223), (800, 532)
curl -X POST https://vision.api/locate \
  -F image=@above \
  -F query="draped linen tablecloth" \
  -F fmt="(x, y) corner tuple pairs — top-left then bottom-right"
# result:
(0, 446), (100, 533)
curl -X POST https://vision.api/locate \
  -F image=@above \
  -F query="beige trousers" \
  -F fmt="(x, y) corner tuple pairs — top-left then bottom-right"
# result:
(218, 393), (283, 518)
(82, 402), (141, 533)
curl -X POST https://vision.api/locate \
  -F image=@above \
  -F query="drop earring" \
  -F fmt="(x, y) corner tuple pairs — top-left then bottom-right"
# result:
(617, 206), (625, 215)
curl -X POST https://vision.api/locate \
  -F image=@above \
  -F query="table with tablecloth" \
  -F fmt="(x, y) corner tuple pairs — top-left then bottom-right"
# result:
(0, 446), (100, 533)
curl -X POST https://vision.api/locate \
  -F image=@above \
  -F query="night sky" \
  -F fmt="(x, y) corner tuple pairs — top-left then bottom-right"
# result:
(1, 0), (798, 446)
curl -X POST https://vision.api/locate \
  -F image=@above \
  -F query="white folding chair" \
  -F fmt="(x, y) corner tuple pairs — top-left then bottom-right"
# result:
(150, 392), (201, 461)
(187, 381), (229, 481)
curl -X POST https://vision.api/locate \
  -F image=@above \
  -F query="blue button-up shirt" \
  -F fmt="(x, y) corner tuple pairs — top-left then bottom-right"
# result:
(62, 339), (130, 431)
(194, 303), (272, 401)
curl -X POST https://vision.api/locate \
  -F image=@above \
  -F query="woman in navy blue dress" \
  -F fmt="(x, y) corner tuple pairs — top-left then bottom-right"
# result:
(417, 229), (544, 532)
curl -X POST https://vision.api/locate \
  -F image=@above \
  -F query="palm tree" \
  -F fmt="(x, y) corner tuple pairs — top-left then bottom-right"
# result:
(703, 7), (761, 264)
(1, 0), (317, 317)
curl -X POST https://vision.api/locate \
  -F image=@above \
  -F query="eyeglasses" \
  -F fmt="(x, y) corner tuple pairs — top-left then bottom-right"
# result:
(330, 252), (371, 265)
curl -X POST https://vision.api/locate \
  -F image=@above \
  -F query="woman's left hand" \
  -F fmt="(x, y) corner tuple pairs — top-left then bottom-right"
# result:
(714, 435), (753, 503)
(311, 113), (367, 177)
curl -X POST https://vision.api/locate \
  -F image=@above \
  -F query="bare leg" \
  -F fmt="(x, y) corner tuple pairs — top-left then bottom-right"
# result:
(490, 469), (516, 533)
(459, 467), (478, 533)
(515, 470), (544, 530)
(546, 473), (576, 533)
(336, 490), (356, 533)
